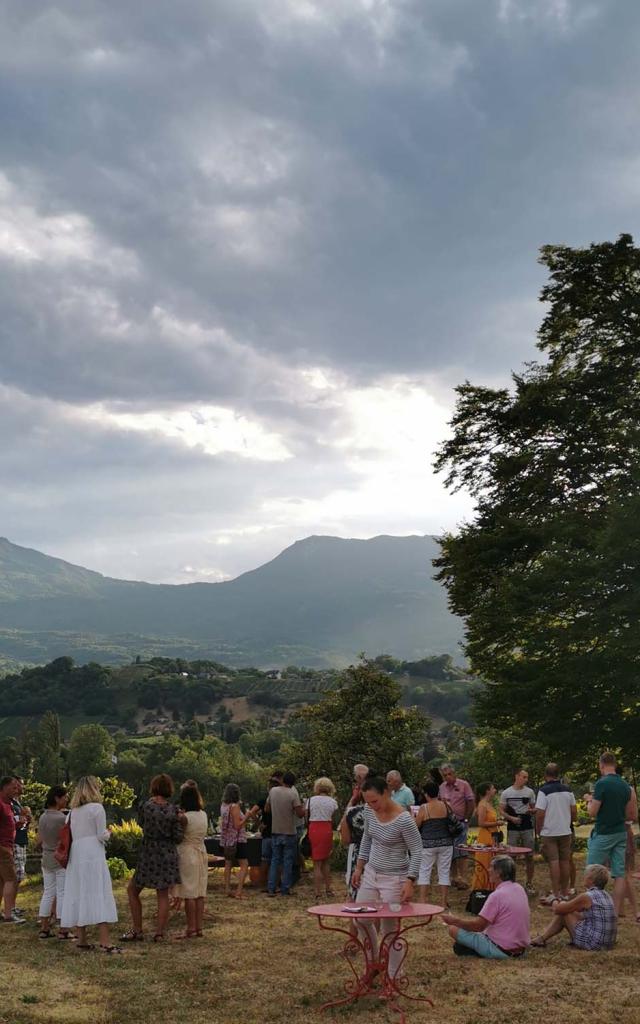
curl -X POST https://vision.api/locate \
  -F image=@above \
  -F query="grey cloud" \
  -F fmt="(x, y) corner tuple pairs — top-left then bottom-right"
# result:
(1, 0), (638, 582)
(2, 0), (637, 407)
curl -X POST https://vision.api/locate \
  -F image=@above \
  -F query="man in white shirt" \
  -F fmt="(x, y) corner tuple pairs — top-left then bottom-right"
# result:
(535, 763), (576, 903)
(500, 769), (537, 896)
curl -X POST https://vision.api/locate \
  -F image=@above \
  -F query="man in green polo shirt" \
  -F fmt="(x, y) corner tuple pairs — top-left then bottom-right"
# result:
(586, 751), (637, 914)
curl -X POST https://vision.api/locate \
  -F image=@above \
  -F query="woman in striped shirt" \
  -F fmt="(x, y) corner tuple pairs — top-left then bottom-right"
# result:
(351, 777), (423, 977)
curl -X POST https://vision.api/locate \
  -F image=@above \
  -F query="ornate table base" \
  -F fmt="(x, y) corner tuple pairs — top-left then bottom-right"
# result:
(315, 916), (435, 1022)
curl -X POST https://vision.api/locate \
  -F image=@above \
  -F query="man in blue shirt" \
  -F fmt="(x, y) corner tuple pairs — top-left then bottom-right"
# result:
(386, 770), (415, 810)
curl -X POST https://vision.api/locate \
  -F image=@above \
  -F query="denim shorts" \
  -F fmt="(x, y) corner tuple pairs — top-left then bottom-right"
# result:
(587, 831), (626, 879)
(455, 929), (510, 959)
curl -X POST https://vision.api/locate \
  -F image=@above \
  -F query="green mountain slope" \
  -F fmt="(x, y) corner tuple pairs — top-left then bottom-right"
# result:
(0, 535), (463, 666)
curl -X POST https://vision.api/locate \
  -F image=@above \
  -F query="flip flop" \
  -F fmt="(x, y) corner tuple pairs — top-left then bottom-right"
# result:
(76, 943), (96, 951)
(530, 936), (547, 947)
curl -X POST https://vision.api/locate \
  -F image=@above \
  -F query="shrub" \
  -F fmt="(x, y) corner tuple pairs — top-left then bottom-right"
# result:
(107, 820), (143, 867)
(107, 857), (132, 880)
(330, 832), (348, 872)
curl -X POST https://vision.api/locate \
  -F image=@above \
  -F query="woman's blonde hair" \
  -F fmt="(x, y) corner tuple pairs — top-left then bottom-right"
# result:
(313, 776), (336, 796)
(70, 775), (103, 808)
(585, 863), (610, 890)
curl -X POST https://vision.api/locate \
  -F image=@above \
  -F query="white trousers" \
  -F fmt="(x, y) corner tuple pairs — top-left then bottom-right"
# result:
(356, 863), (405, 978)
(418, 846), (453, 886)
(39, 866), (66, 919)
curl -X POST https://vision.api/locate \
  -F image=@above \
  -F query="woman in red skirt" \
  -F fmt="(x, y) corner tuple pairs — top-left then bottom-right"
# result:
(307, 778), (339, 899)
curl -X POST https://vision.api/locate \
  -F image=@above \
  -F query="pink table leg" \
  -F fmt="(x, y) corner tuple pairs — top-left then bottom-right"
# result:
(315, 916), (435, 1021)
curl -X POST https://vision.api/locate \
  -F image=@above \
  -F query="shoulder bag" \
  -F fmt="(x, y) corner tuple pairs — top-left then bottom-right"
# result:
(54, 811), (72, 868)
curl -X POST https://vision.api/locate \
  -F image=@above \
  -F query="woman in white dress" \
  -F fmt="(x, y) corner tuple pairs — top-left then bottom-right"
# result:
(60, 776), (120, 953)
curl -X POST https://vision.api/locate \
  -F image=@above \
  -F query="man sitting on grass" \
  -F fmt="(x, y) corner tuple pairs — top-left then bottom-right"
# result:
(531, 864), (617, 950)
(441, 855), (530, 959)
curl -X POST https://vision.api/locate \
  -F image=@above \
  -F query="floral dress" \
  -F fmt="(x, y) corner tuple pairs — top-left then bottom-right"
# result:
(345, 804), (366, 899)
(133, 800), (184, 890)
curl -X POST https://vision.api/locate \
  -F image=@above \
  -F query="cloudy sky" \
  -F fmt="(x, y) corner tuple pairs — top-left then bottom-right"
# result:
(1, 0), (638, 583)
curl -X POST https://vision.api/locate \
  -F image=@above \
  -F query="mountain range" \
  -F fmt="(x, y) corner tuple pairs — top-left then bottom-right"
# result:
(0, 534), (464, 667)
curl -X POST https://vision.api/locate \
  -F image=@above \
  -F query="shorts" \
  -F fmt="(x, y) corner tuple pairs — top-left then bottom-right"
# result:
(541, 835), (572, 862)
(507, 830), (535, 852)
(0, 845), (17, 884)
(13, 845), (27, 882)
(452, 823), (469, 860)
(455, 929), (512, 959)
(224, 841), (248, 862)
(587, 831), (627, 879)
(418, 845), (453, 886)
(261, 837), (273, 863)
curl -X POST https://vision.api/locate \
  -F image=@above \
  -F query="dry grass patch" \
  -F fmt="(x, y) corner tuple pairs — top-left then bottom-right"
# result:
(2, 860), (640, 1024)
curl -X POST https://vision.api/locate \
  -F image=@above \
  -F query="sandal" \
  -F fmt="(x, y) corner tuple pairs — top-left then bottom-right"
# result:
(100, 945), (123, 954)
(152, 933), (166, 942)
(120, 929), (144, 942)
(174, 931), (197, 940)
(531, 936), (547, 947)
(76, 943), (96, 951)
(38, 929), (52, 939)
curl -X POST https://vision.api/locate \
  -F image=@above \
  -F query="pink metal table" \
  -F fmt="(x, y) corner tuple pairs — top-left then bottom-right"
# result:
(307, 902), (444, 1021)
(458, 844), (533, 890)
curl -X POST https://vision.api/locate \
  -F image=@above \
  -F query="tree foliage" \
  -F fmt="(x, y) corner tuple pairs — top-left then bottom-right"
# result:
(435, 235), (640, 765)
(68, 723), (115, 778)
(283, 660), (430, 798)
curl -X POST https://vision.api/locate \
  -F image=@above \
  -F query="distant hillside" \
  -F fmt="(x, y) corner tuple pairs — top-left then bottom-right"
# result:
(0, 535), (463, 667)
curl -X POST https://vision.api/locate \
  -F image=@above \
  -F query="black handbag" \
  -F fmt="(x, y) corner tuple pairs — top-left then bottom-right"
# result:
(444, 802), (464, 838)
(465, 889), (491, 915)
(300, 799), (311, 858)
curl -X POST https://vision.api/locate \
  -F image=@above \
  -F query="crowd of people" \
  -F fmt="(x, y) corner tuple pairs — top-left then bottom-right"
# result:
(0, 749), (637, 964)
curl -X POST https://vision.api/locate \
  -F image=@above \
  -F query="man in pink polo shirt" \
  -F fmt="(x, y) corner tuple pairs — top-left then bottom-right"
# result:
(439, 764), (475, 889)
(441, 855), (530, 958)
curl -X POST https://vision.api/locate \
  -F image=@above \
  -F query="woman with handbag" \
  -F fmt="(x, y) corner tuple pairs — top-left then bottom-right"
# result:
(59, 776), (119, 952)
(307, 777), (338, 899)
(415, 780), (455, 907)
(220, 784), (258, 899)
(37, 785), (71, 938)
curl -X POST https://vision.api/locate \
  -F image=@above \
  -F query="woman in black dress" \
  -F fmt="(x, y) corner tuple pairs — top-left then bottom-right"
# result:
(121, 774), (185, 942)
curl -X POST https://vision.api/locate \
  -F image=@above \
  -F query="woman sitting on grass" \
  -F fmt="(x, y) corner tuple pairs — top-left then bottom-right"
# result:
(531, 863), (617, 950)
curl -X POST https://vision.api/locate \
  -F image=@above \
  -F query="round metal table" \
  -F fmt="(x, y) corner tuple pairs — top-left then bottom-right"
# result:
(307, 901), (444, 1022)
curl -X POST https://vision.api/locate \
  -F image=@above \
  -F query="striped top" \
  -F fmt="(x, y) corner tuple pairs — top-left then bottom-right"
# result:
(573, 888), (617, 951)
(358, 806), (423, 878)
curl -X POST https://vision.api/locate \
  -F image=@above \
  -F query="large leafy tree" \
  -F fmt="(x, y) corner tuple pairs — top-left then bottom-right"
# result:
(283, 660), (430, 798)
(68, 723), (115, 778)
(434, 235), (640, 766)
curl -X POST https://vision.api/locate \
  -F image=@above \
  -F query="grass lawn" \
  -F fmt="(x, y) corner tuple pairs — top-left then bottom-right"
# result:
(2, 857), (639, 1024)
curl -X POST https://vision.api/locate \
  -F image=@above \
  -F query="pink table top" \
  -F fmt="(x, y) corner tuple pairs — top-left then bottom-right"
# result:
(307, 902), (444, 920)
(459, 845), (532, 856)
